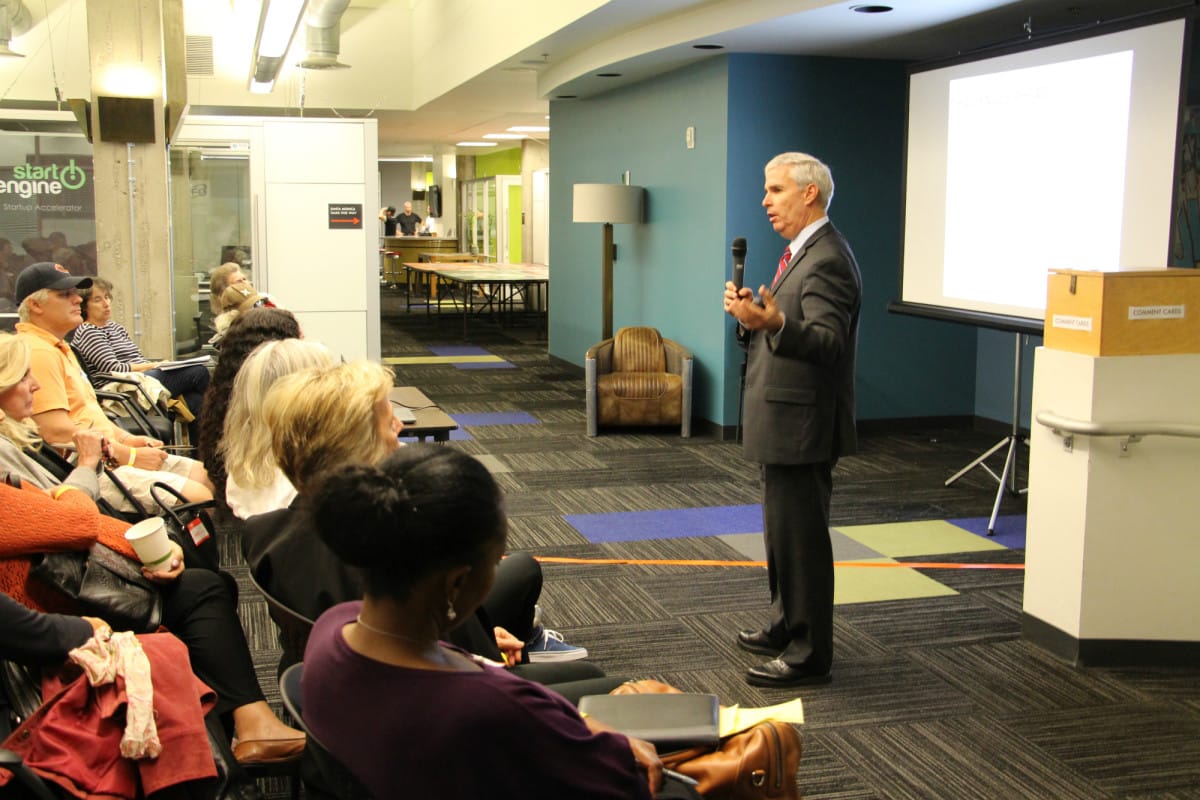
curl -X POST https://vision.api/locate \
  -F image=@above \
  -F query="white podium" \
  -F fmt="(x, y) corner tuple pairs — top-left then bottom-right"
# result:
(1024, 347), (1200, 666)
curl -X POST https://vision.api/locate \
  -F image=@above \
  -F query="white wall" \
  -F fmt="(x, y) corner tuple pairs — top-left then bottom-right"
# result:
(1025, 348), (1200, 643)
(177, 116), (380, 362)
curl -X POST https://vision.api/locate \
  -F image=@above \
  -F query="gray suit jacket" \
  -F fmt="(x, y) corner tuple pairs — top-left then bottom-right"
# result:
(739, 222), (861, 465)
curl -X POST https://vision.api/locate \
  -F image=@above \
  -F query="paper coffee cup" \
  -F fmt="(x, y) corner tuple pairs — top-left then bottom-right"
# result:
(124, 517), (173, 568)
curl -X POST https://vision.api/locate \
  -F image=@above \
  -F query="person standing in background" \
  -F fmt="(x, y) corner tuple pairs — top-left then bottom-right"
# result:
(722, 152), (862, 688)
(379, 206), (397, 236)
(396, 201), (422, 235)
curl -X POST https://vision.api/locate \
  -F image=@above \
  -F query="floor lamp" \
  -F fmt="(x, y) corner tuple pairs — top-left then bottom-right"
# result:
(572, 183), (645, 340)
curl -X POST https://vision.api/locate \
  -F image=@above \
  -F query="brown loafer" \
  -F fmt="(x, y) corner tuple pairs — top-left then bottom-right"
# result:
(232, 736), (306, 765)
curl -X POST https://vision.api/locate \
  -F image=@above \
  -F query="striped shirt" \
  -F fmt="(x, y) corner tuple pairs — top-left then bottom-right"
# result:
(71, 321), (149, 387)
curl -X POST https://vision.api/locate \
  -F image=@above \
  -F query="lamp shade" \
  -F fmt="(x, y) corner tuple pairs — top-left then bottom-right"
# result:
(573, 184), (644, 224)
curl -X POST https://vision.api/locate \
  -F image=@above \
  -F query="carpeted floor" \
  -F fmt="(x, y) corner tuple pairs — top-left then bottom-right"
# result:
(233, 293), (1200, 799)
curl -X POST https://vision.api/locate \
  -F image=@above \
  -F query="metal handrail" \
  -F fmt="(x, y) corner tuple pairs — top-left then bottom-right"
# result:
(1035, 411), (1200, 439)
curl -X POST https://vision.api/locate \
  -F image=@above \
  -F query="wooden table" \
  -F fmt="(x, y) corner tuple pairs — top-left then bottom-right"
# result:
(402, 261), (548, 339)
(388, 386), (457, 442)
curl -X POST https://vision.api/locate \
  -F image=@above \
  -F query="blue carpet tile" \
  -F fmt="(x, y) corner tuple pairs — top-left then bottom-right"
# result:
(567, 504), (763, 543)
(947, 515), (1027, 549)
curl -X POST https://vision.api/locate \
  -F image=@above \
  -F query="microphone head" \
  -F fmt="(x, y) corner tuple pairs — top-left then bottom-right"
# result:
(731, 237), (747, 258)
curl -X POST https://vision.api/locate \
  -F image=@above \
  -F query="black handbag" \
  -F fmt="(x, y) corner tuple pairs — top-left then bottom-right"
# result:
(29, 543), (163, 633)
(151, 482), (221, 573)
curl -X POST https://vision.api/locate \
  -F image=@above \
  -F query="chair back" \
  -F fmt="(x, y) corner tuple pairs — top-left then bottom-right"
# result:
(612, 326), (666, 373)
(246, 570), (315, 676)
(279, 663), (374, 800)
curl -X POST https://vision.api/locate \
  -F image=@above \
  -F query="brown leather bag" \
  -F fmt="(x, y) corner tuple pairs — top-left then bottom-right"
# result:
(610, 680), (803, 799)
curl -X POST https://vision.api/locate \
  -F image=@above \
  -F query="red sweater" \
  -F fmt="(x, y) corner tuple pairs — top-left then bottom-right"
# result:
(0, 482), (138, 613)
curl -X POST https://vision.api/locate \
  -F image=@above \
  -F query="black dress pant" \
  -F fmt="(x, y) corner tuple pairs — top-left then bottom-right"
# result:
(158, 569), (265, 720)
(762, 461), (834, 673)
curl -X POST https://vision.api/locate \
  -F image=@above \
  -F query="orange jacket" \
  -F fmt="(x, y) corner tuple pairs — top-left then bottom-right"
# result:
(0, 482), (137, 613)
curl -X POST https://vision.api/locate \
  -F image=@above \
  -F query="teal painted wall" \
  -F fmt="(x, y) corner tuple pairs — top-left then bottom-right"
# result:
(724, 55), (977, 423)
(549, 58), (731, 421)
(975, 329), (1040, 429)
(550, 54), (979, 427)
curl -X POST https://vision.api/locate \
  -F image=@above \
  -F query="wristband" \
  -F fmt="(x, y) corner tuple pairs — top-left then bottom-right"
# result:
(126, 447), (137, 467)
(51, 485), (79, 500)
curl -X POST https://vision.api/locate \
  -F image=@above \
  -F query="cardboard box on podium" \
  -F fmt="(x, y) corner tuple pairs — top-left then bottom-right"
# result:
(1044, 267), (1200, 356)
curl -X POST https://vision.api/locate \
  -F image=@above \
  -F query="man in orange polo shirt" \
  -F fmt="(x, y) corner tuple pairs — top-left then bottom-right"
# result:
(13, 262), (212, 509)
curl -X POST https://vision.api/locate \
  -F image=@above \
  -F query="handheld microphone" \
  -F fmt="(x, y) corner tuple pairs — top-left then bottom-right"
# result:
(731, 237), (747, 290)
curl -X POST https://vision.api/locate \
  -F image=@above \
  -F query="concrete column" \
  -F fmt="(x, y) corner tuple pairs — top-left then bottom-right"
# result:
(85, 0), (184, 357)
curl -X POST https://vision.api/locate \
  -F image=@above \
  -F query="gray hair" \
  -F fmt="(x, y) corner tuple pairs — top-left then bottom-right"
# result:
(766, 152), (834, 210)
(16, 288), (51, 323)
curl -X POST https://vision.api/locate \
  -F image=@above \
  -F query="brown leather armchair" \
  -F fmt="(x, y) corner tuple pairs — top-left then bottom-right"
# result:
(585, 326), (693, 437)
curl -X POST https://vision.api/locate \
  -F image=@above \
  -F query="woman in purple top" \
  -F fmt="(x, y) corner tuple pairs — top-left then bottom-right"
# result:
(303, 446), (699, 799)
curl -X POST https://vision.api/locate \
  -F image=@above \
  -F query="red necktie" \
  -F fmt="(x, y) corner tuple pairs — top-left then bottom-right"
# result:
(773, 247), (792, 287)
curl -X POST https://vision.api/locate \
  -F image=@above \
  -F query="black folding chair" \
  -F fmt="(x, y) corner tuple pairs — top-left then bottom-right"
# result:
(70, 342), (181, 446)
(246, 571), (315, 678)
(278, 663), (373, 800)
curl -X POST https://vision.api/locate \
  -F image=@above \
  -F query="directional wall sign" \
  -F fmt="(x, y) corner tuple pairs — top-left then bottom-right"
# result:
(328, 203), (363, 229)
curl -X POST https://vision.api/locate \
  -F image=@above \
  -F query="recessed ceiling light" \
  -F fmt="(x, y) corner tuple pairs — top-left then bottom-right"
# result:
(483, 133), (526, 140)
(596, 72), (621, 78)
(693, 44), (724, 50)
(850, 4), (893, 12)
(508, 126), (550, 133)
(456, 141), (498, 147)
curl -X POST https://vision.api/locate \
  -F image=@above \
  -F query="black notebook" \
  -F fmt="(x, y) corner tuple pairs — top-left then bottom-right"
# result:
(577, 693), (720, 748)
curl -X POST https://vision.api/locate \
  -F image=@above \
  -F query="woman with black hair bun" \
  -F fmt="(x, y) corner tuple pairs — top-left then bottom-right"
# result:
(303, 447), (700, 799)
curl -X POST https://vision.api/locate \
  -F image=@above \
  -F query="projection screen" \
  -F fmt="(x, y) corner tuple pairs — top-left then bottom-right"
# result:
(896, 17), (1187, 332)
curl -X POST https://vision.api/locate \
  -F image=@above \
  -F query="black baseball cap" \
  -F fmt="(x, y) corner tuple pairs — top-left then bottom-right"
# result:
(15, 262), (93, 307)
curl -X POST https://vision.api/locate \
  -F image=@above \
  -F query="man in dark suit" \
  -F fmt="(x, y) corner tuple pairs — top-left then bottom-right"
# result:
(723, 152), (862, 687)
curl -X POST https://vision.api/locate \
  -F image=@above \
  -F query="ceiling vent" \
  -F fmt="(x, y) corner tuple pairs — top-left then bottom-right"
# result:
(185, 35), (214, 76)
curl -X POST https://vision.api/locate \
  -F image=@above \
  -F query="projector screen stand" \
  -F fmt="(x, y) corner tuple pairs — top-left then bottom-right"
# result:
(945, 332), (1029, 535)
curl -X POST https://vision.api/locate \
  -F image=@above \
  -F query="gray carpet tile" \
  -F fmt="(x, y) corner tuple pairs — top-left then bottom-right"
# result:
(567, 617), (730, 675)
(836, 594), (1022, 649)
(494, 449), (608, 471)
(907, 639), (1145, 716)
(819, 716), (1107, 800)
(763, 654), (976, 732)
(537, 574), (673, 628)
(634, 569), (771, 615)
(1002, 703), (1200, 796)
(901, 549), (1028, 593)
(793, 735), (879, 800)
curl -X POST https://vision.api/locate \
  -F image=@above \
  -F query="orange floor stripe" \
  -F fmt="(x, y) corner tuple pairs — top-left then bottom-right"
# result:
(533, 556), (1024, 570)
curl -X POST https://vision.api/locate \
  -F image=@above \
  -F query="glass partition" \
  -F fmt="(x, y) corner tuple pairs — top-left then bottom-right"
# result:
(168, 142), (252, 353)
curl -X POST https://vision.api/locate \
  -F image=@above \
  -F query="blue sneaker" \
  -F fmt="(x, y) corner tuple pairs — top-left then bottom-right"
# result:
(526, 626), (588, 662)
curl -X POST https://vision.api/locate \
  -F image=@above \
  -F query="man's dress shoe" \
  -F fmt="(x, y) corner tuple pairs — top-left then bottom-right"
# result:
(745, 658), (832, 688)
(736, 629), (784, 657)
(232, 736), (306, 765)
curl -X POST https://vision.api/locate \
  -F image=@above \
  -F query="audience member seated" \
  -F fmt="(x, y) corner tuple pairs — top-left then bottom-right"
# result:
(303, 448), (703, 799)
(220, 339), (334, 520)
(207, 263), (277, 346)
(5, 280), (212, 511)
(0, 595), (233, 796)
(240, 361), (593, 682)
(196, 307), (301, 507)
(2, 335), (111, 500)
(73, 277), (211, 441)
(0, 480), (305, 766)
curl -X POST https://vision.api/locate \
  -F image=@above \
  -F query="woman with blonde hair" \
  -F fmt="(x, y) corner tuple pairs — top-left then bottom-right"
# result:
(219, 339), (335, 519)
(0, 332), (107, 495)
(241, 361), (593, 679)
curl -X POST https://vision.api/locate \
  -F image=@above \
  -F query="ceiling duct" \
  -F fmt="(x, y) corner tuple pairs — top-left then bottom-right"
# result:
(0, 0), (32, 58)
(297, 0), (350, 70)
